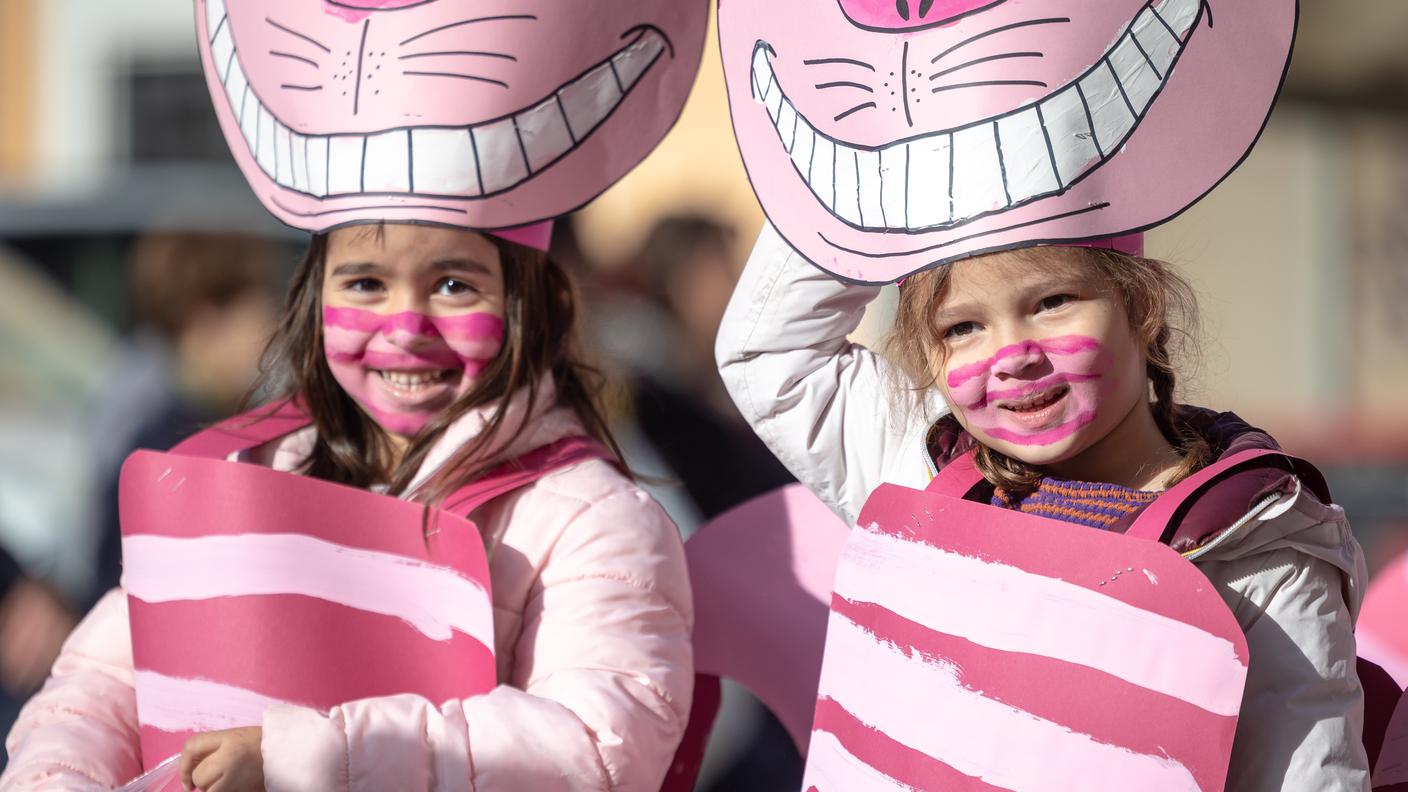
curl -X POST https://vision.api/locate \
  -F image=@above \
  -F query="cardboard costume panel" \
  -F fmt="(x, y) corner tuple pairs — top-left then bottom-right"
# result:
(196, 0), (708, 233)
(119, 450), (496, 768)
(805, 484), (1249, 791)
(720, 0), (1297, 283)
(1360, 549), (1408, 690)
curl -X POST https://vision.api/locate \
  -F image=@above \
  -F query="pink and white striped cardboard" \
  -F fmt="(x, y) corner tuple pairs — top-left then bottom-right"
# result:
(804, 483), (1250, 792)
(118, 449), (497, 770)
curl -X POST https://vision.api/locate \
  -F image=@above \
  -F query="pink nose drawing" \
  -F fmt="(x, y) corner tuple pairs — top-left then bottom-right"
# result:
(324, 0), (435, 23)
(838, 0), (1008, 31)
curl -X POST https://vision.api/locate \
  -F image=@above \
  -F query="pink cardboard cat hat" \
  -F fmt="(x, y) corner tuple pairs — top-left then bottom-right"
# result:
(196, 0), (710, 250)
(720, 0), (1295, 283)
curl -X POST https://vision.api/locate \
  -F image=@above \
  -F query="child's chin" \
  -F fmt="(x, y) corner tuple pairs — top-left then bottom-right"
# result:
(987, 436), (1082, 468)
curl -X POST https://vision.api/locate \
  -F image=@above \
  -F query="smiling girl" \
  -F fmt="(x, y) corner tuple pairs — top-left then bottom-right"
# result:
(0, 223), (694, 792)
(717, 224), (1371, 790)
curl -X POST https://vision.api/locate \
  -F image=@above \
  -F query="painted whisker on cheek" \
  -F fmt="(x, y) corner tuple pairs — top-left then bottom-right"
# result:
(321, 306), (506, 436)
(983, 410), (1099, 445)
(945, 334), (1102, 389)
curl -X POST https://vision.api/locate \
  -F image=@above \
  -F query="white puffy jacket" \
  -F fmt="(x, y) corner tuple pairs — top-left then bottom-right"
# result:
(716, 222), (1371, 791)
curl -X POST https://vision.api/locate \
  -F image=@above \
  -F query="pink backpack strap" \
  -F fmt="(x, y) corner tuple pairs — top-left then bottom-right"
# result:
(1125, 449), (1329, 543)
(442, 435), (614, 518)
(924, 450), (987, 500)
(169, 401), (312, 459)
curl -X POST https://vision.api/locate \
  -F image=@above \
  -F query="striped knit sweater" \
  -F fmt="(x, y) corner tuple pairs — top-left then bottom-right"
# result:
(993, 478), (1160, 530)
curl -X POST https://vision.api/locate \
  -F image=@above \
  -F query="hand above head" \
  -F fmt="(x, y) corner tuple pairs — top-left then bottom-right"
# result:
(179, 727), (264, 792)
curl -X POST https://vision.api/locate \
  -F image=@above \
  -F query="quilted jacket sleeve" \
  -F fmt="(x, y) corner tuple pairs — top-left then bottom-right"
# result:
(714, 221), (945, 524)
(260, 485), (694, 792)
(0, 589), (143, 792)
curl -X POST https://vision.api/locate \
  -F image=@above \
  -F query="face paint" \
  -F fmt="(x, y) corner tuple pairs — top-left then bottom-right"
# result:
(323, 306), (505, 437)
(945, 335), (1109, 447)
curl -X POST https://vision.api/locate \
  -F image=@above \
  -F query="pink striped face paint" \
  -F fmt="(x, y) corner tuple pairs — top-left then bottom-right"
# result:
(323, 306), (504, 437)
(944, 335), (1110, 448)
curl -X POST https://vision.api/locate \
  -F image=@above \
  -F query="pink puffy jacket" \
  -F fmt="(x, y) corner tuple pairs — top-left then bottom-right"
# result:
(1, 391), (694, 791)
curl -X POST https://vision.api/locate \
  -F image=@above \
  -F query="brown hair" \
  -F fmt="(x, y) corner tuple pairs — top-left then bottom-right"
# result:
(245, 227), (624, 506)
(130, 231), (277, 336)
(886, 247), (1212, 500)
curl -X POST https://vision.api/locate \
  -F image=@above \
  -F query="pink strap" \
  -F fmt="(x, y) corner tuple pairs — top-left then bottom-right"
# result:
(1125, 449), (1318, 542)
(924, 451), (986, 500)
(443, 435), (613, 517)
(169, 401), (312, 459)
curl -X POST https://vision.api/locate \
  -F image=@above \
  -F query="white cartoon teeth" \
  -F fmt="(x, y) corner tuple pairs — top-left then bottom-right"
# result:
(753, 0), (1200, 233)
(206, 6), (669, 199)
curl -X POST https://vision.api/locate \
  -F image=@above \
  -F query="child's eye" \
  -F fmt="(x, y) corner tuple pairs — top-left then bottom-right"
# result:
(346, 277), (384, 294)
(1037, 294), (1075, 312)
(943, 321), (980, 339)
(435, 278), (480, 297)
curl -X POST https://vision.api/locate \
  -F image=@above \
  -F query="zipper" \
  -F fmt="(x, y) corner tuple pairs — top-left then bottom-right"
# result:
(1181, 479), (1302, 563)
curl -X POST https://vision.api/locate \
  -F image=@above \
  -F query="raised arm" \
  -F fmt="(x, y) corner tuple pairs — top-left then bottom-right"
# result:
(715, 221), (945, 523)
(0, 589), (143, 792)
(259, 477), (694, 792)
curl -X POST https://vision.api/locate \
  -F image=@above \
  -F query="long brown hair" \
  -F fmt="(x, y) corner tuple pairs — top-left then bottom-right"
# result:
(245, 226), (625, 506)
(887, 247), (1212, 499)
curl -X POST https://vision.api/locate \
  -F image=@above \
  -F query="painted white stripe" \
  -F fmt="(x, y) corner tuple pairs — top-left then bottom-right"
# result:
(803, 730), (917, 792)
(135, 669), (290, 733)
(838, 525), (1245, 716)
(819, 612), (1200, 791)
(122, 533), (493, 645)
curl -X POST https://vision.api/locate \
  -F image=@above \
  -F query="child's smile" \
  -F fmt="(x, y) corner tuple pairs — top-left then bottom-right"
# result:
(932, 252), (1151, 471)
(320, 225), (507, 440)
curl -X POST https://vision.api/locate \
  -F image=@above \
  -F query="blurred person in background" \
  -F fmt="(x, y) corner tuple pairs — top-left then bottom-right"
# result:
(0, 543), (75, 768)
(629, 215), (795, 520)
(84, 231), (280, 606)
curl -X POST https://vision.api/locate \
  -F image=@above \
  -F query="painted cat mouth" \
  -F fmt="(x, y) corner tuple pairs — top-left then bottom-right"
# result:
(751, 0), (1203, 235)
(204, 0), (669, 200)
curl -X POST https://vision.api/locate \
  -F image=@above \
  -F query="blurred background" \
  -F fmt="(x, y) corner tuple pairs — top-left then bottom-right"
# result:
(1, 1), (1406, 786)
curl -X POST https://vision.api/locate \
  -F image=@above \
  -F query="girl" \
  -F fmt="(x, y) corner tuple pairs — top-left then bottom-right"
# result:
(716, 223), (1371, 790)
(1, 222), (694, 791)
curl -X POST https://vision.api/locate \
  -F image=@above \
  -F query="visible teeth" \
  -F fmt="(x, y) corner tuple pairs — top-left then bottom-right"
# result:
(362, 129), (411, 193)
(1080, 62), (1136, 155)
(411, 128), (479, 195)
(205, 0), (226, 39)
(219, 24), (665, 198)
(777, 100), (799, 153)
(764, 77), (784, 122)
(1152, 0), (1200, 41)
(223, 58), (248, 121)
(790, 114), (816, 183)
(380, 371), (448, 390)
(951, 123), (1005, 221)
(856, 148), (883, 228)
(1109, 33), (1161, 115)
(473, 118), (529, 195)
(255, 106), (277, 176)
(290, 131), (309, 192)
(905, 135), (952, 228)
(1039, 85), (1102, 182)
(879, 144), (907, 230)
(516, 97), (575, 174)
(1005, 387), (1067, 411)
(755, 0), (1193, 234)
(810, 135), (836, 211)
(306, 136), (330, 197)
(326, 136), (365, 195)
(210, 15), (234, 82)
(996, 107), (1060, 205)
(1132, 8), (1180, 77)
(832, 147), (861, 225)
(558, 61), (623, 143)
(611, 32), (665, 91)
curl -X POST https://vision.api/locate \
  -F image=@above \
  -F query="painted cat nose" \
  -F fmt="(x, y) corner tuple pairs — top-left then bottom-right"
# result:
(324, 0), (436, 13)
(838, 0), (1008, 31)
